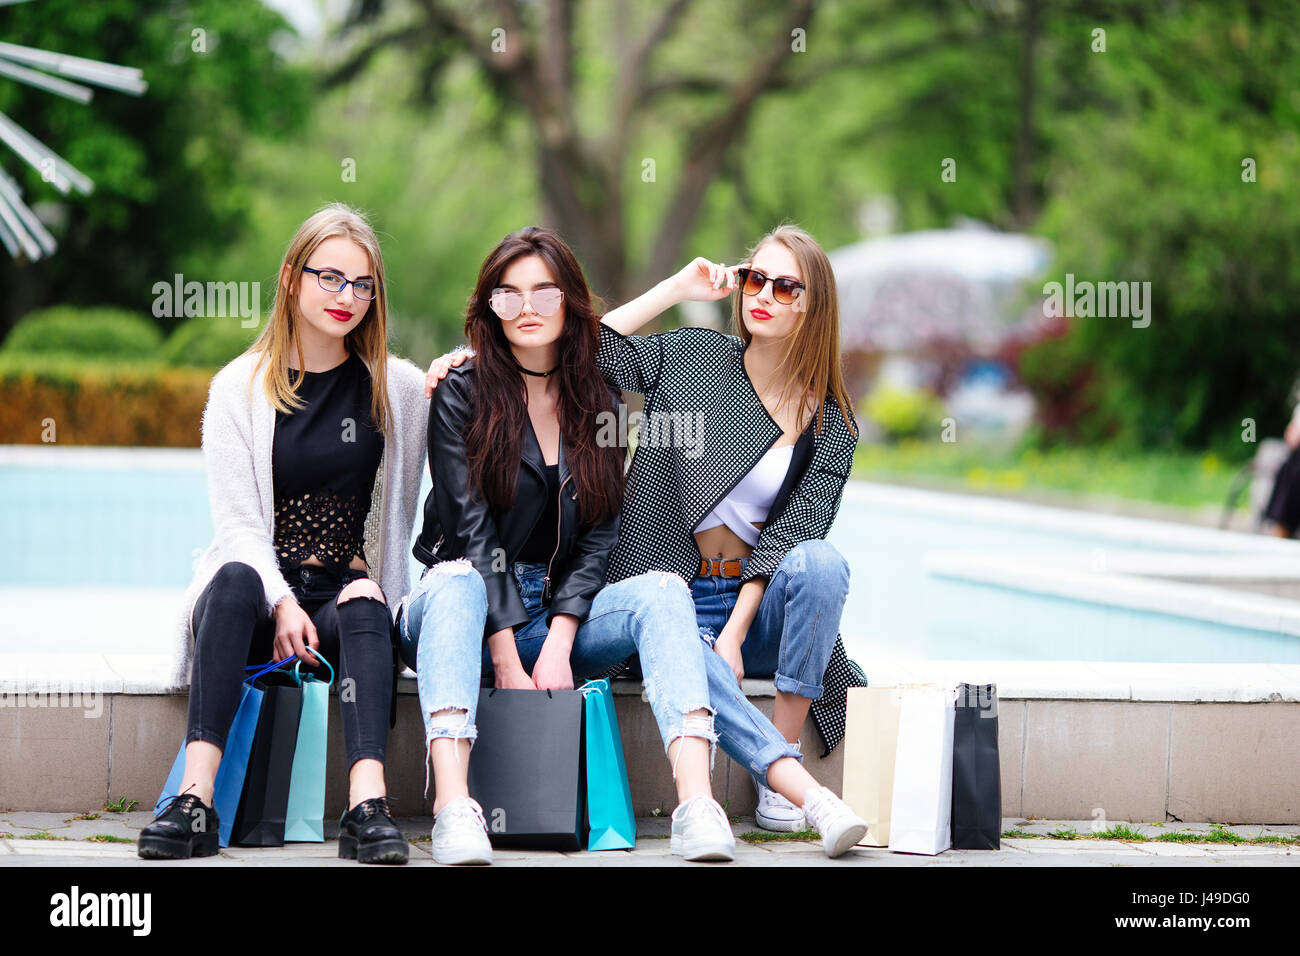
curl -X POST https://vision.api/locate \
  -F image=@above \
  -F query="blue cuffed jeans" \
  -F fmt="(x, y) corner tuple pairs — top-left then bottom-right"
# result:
(397, 559), (715, 759)
(693, 539), (850, 785)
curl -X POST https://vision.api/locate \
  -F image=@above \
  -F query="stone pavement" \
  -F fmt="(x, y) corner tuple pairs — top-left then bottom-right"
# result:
(0, 811), (1296, 866)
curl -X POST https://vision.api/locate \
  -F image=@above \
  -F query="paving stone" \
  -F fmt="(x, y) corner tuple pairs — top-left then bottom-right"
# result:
(0, 812), (1295, 866)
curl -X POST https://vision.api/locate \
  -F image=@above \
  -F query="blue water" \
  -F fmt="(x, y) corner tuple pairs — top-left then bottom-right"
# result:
(4, 457), (1298, 664)
(826, 494), (1300, 664)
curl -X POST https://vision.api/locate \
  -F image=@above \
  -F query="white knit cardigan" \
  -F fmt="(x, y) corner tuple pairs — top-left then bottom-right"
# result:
(169, 350), (430, 690)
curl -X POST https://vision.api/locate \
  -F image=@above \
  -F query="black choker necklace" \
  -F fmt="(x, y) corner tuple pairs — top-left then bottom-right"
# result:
(514, 360), (559, 378)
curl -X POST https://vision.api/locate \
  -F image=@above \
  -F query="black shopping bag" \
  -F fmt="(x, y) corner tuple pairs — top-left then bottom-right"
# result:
(950, 682), (1001, 850)
(467, 688), (587, 851)
(231, 669), (304, 847)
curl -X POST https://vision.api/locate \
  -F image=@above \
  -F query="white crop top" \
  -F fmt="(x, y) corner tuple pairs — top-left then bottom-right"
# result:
(694, 444), (795, 546)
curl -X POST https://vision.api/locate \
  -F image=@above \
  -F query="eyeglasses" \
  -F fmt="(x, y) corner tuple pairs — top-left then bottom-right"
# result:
(489, 287), (564, 321)
(736, 267), (805, 306)
(302, 266), (378, 301)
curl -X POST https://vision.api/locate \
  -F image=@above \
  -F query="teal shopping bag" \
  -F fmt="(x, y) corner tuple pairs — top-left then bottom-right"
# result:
(579, 679), (636, 851)
(283, 651), (333, 842)
(156, 656), (293, 847)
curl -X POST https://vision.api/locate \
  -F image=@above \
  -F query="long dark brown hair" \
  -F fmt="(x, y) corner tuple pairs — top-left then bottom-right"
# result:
(463, 226), (623, 526)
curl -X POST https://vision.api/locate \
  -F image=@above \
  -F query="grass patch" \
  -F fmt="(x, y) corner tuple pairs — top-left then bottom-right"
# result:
(738, 828), (820, 844)
(103, 797), (139, 813)
(1248, 834), (1300, 845)
(1048, 826), (1079, 840)
(409, 835), (431, 843)
(67, 813), (100, 822)
(1001, 828), (1037, 839)
(18, 831), (69, 841)
(853, 441), (1241, 511)
(1155, 831), (1202, 843)
(86, 834), (134, 844)
(1091, 824), (1148, 841)
(0, 832), (11, 839)
(1202, 825), (1245, 844)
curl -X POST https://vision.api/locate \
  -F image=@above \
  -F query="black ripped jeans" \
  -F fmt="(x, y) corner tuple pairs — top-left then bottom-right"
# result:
(187, 560), (395, 769)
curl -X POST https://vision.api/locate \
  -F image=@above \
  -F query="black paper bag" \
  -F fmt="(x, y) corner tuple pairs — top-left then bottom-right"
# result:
(231, 671), (303, 847)
(951, 682), (1001, 850)
(467, 688), (587, 851)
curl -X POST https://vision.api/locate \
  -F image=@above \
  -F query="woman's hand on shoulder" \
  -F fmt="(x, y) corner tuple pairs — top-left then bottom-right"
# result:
(424, 346), (473, 398)
(669, 257), (740, 303)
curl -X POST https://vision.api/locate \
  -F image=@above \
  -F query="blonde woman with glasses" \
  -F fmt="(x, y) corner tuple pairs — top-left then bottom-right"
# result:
(139, 204), (428, 864)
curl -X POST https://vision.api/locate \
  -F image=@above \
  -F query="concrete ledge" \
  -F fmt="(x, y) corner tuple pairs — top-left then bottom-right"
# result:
(0, 687), (839, 820)
(2, 681), (1298, 823)
(4, 653), (1299, 823)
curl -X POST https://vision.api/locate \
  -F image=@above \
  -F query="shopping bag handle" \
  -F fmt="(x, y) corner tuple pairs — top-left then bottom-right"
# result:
(292, 648), (334, 687)
(243, 655), (298, 685)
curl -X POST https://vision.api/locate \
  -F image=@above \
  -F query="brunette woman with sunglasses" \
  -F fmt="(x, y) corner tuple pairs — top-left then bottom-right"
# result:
(399, 227), (733, 864)
(426, 225), (868, 857)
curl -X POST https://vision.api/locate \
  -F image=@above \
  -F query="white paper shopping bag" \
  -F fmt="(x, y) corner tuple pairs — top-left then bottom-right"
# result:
(888, 683), (957, 855)
(841, 686), (902, 846)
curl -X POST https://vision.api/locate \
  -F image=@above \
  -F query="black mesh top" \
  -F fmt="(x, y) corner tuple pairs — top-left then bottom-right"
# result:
(272, 351), (384, 572)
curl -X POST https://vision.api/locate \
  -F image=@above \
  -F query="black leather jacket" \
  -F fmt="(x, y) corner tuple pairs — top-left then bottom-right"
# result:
(411, 361), (622, 635)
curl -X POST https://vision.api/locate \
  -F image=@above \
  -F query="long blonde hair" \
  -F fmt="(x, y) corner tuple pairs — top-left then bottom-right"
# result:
(730, 223), (857, 437)
(248, 203), (392, 433)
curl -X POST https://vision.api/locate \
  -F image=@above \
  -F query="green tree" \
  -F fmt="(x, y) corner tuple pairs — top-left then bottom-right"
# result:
(0, 0), (311, 339)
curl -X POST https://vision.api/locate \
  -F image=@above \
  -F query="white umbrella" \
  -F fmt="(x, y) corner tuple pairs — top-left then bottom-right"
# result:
(830, 225), (1053, 353)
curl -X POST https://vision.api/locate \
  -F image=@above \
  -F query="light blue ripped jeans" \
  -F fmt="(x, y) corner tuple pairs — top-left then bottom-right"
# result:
(397, 560), (717, 765)
(694, 539), (848, 787)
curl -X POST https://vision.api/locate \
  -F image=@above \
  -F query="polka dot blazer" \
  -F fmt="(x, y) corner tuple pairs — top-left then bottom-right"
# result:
(597, 322), (858, 585)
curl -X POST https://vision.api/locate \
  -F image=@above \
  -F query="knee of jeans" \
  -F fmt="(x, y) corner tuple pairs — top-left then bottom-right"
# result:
(431, 557), (476, 578)
(784, 540), (849, 589)
(629, 569), (692, 609)
(421, 559), (486, 607)
(337, 578), (388, 607)
(212, 561), (262, 598)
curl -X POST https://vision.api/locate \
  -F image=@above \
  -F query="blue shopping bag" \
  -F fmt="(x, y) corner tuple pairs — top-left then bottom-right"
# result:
(579, 679), (636, 851)
(283, 651), (333, 842)
(156, 656), (294, 847)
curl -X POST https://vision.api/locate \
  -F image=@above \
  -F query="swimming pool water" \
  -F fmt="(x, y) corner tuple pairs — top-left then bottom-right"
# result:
(4, 452), (1298, 664)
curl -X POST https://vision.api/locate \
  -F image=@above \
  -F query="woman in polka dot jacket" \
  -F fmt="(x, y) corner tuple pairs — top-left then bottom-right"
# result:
(428, 224), (868, 851)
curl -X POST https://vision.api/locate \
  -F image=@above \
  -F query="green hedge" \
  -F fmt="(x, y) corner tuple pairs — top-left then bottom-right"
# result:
(159, 314), (258, 368)
(0, 352), (210, 446)
(3, 306), (162, 358)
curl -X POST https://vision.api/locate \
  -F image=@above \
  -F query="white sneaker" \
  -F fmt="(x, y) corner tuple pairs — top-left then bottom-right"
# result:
(431, 797), (493, 865)
(670, 795), (736, 862)
(755, 782), (807, 832)
(802, 785), (867, 858)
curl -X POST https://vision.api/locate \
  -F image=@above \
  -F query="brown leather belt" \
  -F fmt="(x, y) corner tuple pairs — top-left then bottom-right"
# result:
(699, 557), (744, 578)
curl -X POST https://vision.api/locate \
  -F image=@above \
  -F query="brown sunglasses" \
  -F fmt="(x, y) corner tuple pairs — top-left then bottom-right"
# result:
(736, 267), (805, 305)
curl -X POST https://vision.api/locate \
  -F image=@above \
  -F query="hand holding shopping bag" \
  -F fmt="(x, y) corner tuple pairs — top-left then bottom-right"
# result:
(156, 655), (295, 848)
(283, 651), (334, 843)
(230, 661), (306, 847)
(467, 687), (588, 850)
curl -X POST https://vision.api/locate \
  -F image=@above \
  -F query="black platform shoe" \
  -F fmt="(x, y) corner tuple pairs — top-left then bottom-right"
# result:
(338, 796), (409, 864)
(137, 794), (220, 860)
